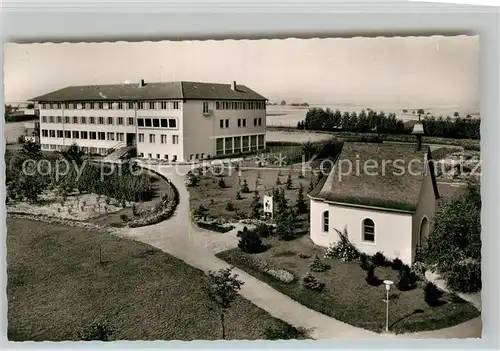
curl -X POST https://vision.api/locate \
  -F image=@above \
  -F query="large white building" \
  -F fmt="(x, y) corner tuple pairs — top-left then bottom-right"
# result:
(308, 141), (464, 265)
(31, 80), (267, 162)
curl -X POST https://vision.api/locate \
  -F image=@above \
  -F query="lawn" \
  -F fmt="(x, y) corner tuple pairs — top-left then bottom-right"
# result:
(216, 235), (480, 334)
(187, 159), (316, 222)
(7, 217), (306, 341)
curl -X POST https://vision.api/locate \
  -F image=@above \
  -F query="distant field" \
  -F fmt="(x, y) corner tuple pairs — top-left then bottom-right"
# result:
(3, 121), (29, 144)
(266, 105), (480, 127)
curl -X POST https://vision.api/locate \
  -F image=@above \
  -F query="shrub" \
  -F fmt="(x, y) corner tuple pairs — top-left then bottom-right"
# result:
(365, 265), (382, 286)
(298, 253), (311, 259)
(225, 202), (236, 211)
(238, 227), (267, 253)
(286, 173), (293, 190)
(372, 251), (388, 267)
(197, 220), (234, 233)
(443, 260), (481, 293)
(120, 214), (129, 223)
(241, 179), (250, 193)
(301, 273), (325, 292)
(264, 325), (307, 340)
(410, 261), (427, 282)
(236, 190), (242, 200)
(359, 253), (371, 270)
(324, 228), (360, 262)
(132, 203), (139, 217)
(391, 258), (404, 271)
(424, 282), (444, 307)
(254, 222), (274, 238)
(218, 177), (226, 188)
(276, 176), (282, 185)
(17, 135), (26, 144)
(309, 254), (329, 272)
(396, 267), (418, 291)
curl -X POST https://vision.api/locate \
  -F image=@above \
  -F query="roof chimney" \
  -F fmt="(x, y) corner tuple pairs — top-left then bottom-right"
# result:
(138, 79), (145, 88)
(412, 121), (425, 151)
(231, 81), (237, 91)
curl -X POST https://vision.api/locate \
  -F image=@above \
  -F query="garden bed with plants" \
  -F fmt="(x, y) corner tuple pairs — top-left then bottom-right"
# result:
(216, 232), (480, 334)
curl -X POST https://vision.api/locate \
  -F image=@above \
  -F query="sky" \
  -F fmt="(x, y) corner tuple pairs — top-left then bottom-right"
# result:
(4, 36), (479, 110)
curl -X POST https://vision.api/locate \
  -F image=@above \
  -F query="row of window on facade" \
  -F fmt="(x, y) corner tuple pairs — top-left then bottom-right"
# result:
(41, 129), (179, 144)
(138, 153), (179, 161)
(215, 135), (265, 155)
(41, 144), (110, 155)
(219, 117), (263, 129)
(322, 212), (375, 243)
(39, 101), (181, 110)
(212, 101), (265, 111)
(41, 115), (178, 129)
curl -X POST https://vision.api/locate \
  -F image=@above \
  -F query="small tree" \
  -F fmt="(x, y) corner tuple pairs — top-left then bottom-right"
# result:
(21, 139), (42, 159)
(309, 254), (329, 272)
(295, 183), (308, 214)
(218, 177), (226, 188)
(60, 142), (86, 166)
(238, 227), (266, 253)
(250, 191), (261, 219)
(206, 268), (244, 340)
(241, 179), (250, 193)
(276, 211), (295, 241)
(276, 176), (282, 185)
(187, 171), (201, 187)
(424, 282), (444, 307)
(286, 172), (293, 190)
(235, 190), (242, 200)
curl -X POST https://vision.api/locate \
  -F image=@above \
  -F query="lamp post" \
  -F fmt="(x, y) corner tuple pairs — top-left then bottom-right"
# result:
(383, 280), (394, 333)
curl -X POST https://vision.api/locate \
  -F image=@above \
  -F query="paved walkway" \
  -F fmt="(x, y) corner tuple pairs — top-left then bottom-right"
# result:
(113, 163), (481, 340)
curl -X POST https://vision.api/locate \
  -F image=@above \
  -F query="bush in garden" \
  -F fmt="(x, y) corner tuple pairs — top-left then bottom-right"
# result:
(264, 325), (307, 340)
(410, 261), (427, 282)
(250, 191), (261, 219)
(301, 272), (325, 292)
(372, 251), (388, 267)
(324, 228), (360, 262)
(359, 253), (371, 270)
(132, 204), (139, 217)
(225, 202), (236, 211)
(238, 227), (267, 254)
(442, 260), (481, 293)
(241, 179), (250, 193)
(17, 135), (26, 144)
(276, 176), (282, 185)
(365, 265), (383, 286)
(295, 183), (308, 214)
(236, 190), (242, 200)
(120, 214), (129, 223)
(424, 282), (444, 307)
(254, 222), (274, 238)
(391, 258), (404, 271)
(396, 266), (418, 291)
(186, 171), (201, 187)
(218, 177), (226, 188)
(286, 173), (293, 190)
(193, 204), (209, 220)
(309, 254), (329, 272)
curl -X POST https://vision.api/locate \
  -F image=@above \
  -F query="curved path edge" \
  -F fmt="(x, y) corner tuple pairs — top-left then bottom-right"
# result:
(112, 163), (481, 340)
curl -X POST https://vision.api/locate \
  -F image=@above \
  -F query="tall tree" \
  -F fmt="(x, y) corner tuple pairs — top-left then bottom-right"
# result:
(206, 268), (244, 340)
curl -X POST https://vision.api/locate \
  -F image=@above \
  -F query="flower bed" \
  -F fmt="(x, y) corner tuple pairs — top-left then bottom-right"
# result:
(127, 179), (179, 228)
(196, 220), (234, 233)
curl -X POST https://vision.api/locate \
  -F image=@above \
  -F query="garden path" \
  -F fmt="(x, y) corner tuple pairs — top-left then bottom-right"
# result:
(113, 163), (481, 340)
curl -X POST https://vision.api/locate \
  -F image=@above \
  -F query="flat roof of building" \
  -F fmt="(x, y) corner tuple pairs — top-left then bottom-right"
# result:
(31, 81), (267, 102)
